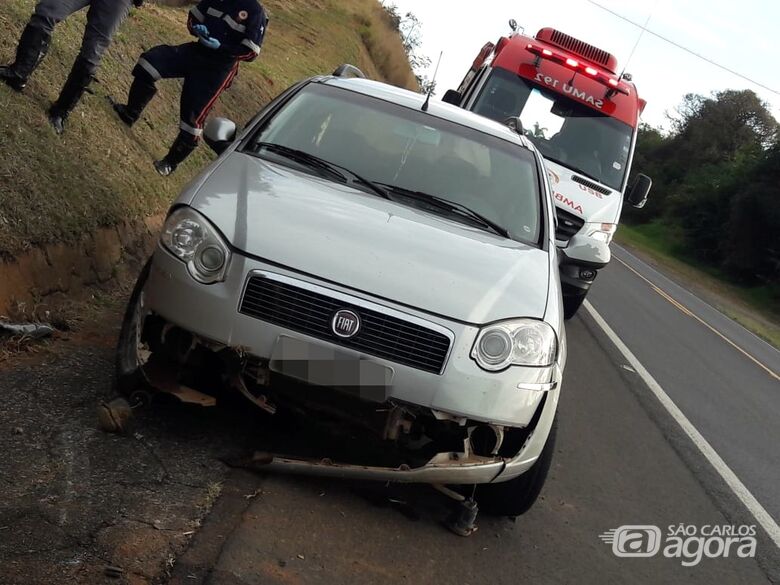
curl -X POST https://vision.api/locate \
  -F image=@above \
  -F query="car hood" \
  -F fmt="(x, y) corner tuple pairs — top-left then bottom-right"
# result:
(187, 153), (551, 323)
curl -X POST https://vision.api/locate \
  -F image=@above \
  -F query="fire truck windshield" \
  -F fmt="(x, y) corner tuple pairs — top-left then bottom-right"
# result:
(472, 68), (633, 191)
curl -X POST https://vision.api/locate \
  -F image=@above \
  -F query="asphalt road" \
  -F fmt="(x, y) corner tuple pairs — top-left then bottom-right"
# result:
(589, 245), (780, 526)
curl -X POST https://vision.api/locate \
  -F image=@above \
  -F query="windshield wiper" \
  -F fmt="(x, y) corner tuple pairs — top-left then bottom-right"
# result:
(376, 183), (509, 237)
(255, 142), (346, 181)
(347, 176), (390, 200)
(253, 142), (389, 199)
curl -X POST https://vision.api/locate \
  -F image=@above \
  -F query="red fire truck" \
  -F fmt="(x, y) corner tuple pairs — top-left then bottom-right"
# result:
(443, 24), (652, 318)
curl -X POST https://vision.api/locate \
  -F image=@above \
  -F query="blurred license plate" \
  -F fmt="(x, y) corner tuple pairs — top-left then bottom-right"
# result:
(269, 336), (393, 402)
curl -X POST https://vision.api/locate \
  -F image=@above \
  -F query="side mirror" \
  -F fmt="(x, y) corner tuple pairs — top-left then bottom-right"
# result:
(204, 117), (237, 155)
(509, 19), (518, 32)
(442, 89), (462, 105)
(561, 234), (611, 266)
(503, 116), (524, 136)
(627, 173), (652, 208)
(332, 64), (366, 79)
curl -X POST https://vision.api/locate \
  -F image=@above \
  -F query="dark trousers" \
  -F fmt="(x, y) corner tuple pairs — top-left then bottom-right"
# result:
(31, 0), (133, 76)
(134, 43), (238, 143)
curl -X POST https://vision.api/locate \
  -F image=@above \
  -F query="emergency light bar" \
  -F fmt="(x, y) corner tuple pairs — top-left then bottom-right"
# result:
(526, 42), (630, 95)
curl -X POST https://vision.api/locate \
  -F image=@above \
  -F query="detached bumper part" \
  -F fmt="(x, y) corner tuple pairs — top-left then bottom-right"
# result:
(253, 453), (507, 484)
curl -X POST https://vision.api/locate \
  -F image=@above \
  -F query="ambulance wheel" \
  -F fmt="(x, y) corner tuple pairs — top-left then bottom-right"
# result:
(563, 292), (586, 320)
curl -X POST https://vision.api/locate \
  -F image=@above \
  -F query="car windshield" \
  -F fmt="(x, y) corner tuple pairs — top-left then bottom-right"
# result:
(245, 83), (542, 245)
(472, 68), (633, 191)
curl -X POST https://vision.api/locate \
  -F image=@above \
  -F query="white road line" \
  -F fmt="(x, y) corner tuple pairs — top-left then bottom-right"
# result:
(583, 300), (780, 550)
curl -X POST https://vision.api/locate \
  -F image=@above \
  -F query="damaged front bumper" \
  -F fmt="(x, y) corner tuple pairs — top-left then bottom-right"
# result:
(131, 246), (562, 484)
(247, 385), (557, 485)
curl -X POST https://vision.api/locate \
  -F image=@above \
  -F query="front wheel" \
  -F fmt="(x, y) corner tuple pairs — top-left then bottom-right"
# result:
(114, 259), (152, 396)
(476, 418), (557, 516)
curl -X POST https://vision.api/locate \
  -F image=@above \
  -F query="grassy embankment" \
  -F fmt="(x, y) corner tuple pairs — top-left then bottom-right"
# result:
(616, 221), (780, 348)
(0, 0), (415, 256)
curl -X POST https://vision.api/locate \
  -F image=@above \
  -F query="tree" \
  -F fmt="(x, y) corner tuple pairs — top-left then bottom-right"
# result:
(668, 89), (778, 167)
(380, 3), (432, 92)
(664, 90), (778, 268)
(721, 145), (780, 285)
(623, 123), (669, 223)
(532, 122), (548, 139)
(625, 90), (780, 294)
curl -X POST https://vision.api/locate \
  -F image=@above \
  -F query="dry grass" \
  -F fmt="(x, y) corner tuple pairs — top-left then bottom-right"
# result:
(0, 0), (414, 256)
(345, 0), (418, 89)
(203, 481), (224, 510)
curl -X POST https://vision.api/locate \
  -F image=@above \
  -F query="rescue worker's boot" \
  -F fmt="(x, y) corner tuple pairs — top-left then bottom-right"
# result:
(154, 134), (197, 176)
(48, 57), (93, 135)
(113, 76), (157, 127)
(0, 24), (51, 92)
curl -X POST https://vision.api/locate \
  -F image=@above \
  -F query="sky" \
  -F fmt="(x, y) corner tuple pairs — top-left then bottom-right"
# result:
(387, 0), (780, 130)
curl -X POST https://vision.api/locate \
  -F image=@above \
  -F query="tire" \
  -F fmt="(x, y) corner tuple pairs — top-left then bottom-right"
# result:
(114, 259), (152, 396)
(562, 292), (586, 320)
(476, 418), (557, 516)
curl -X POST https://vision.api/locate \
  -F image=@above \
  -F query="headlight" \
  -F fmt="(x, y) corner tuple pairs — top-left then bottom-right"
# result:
(471, 319), (557, 371)
(161, 207), (231, 284)
(586, 222), (617, 244)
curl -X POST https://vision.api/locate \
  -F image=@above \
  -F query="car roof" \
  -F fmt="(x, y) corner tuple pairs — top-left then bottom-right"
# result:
(318, 77), (535, 151)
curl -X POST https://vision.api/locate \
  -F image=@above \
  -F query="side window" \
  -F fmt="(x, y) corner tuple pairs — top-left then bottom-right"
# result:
(472, 71), (530, 124)
(462, 66), (490, 107)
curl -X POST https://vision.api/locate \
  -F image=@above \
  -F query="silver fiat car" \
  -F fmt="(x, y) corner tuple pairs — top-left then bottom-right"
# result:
(116, 69), (566, 516)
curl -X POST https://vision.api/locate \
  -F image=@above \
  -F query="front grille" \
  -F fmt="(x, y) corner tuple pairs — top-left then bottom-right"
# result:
(555, 208), (584, 243)
(239, 276), (452, 374)
(572, 174), (611, 195)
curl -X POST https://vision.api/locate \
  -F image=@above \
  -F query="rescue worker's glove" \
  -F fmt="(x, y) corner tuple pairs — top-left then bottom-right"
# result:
(192, 24), (209, 38)
(133, 0), (144, 7)
(199, 36), (221, 50)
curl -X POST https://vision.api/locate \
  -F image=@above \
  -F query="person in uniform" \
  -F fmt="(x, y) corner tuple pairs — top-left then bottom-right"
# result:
(113, 0), (268, 176)
(0, 0), (143, 134)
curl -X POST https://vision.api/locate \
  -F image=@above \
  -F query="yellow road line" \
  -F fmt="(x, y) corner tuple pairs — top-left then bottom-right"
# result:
(652, 285), (695, 317)
(614, 256), (780, 382)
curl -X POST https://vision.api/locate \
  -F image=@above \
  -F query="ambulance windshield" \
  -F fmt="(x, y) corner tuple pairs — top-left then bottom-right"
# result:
(472, 68), (633, 191)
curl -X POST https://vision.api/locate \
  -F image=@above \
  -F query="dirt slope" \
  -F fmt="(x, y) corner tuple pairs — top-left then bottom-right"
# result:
(0, 0), (416, 256)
